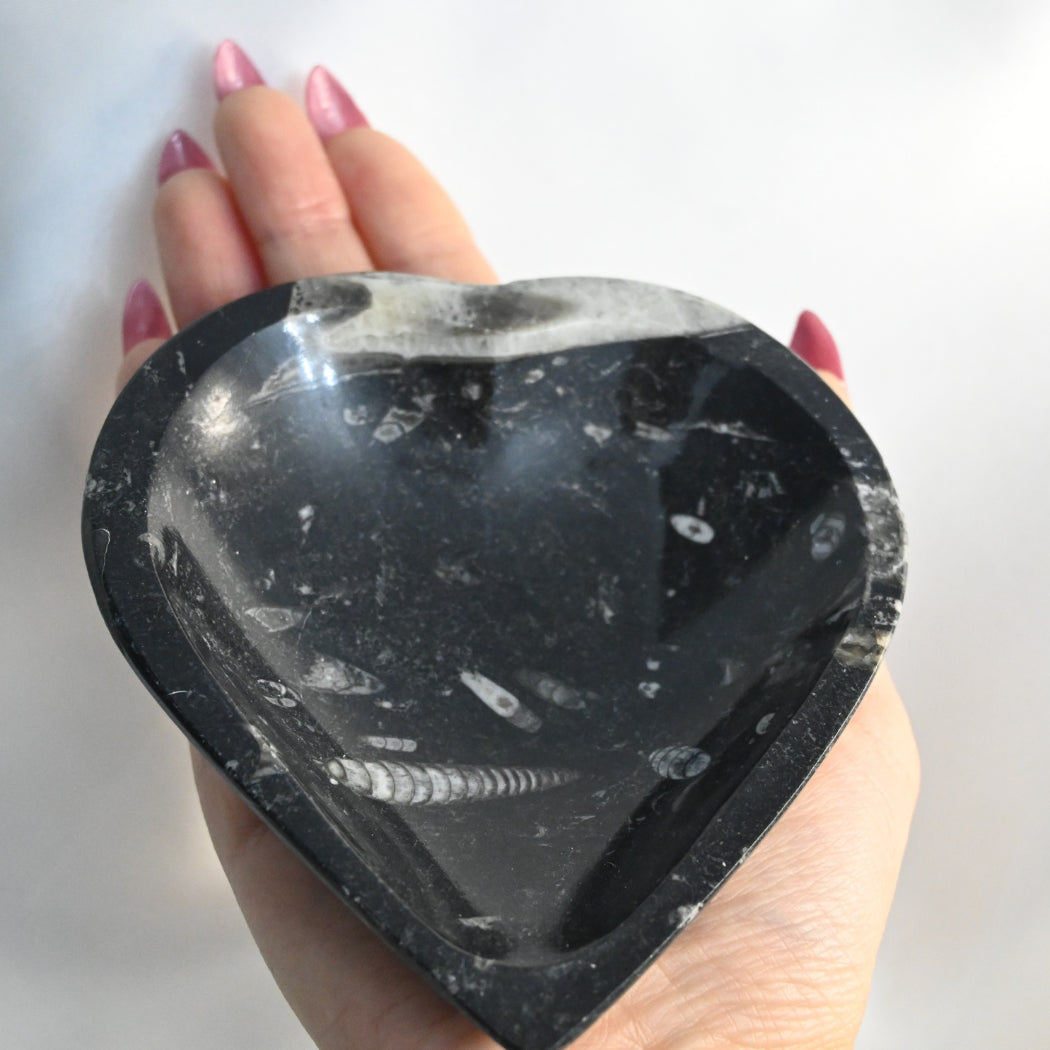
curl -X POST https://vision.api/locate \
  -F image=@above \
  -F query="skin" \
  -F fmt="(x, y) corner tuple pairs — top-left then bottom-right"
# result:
(118, 83), (919, 1050)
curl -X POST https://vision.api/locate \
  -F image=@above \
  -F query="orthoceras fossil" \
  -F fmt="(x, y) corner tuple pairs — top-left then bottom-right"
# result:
(649, 745), (711, 780)
(325, 757), (578, 805)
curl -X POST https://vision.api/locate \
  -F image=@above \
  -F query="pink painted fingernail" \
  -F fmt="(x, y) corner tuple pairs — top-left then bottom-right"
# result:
(122, 280), (172, 355)
(213, 39), (265, 100)
(157, 129), (214, 185)
(790, 310), (844, 380)
(305, 65), (369, 142)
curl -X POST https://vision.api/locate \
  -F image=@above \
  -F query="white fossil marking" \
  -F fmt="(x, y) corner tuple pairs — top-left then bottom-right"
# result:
(674, 903), (702, 927)
(682, 420), (773, 442)
(638, 681), (662, 699)
(460, 671), (542, 732)
(245, 606), (306, 633)
(650, 745), (711, 779)
(515, 669), (586, 710)
(459, 915), (502, 930)
(326, 757), (577, 804)
(634, 421), (674, 442)
(342, 404), (369, 425)
(373, 405), (425, 443)
(740, 470), (784, 498)
(361, 735), (417, 753)
(255, 679), (300, 708)
(809, 512), (846, 561)
(524, 368), (545, 384)
(298, 505), (315, 536)
(583, 422), (613, 445)
(670, 513), (715, 544)
(302, 655), (383, 695)
(756, 713), (774, 735)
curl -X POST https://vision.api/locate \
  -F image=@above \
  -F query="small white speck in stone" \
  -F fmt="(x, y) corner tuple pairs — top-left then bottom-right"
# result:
(639, 681), (661, 698)
(551, 355), (568, 366)
(343, 404), (369, 426)
(756, 713), (775, 735)
(459, 915), (502, 930)
(295, 583), (314, 595)
(462, 381), (483, 400)
(524, 368), (545, 384)
(298, 505), (316, 535)
(646, 658), (661, 671)
(584, 422), (613, 445)
(674, 903), (701, 927)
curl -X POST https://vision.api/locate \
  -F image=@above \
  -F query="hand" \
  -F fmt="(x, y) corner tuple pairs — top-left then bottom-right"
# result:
(118, 41), (919, 1050)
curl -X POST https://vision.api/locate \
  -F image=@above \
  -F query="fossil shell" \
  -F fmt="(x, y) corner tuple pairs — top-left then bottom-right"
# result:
(809, 511), (846, 561)
(255, 679), (300, 708)
(649, 745), (711, 780)
(325, 757), (577, 805)
(301, 654), (383, 695)
(515, 669), (586, 710)
(459, 670), (542, 732)
(360, 735), (417, 753)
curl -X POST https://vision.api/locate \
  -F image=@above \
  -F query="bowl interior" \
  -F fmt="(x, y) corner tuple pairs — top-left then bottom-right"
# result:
(143, 323), (867, 964)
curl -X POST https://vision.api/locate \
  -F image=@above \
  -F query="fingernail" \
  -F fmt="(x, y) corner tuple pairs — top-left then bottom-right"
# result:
(122, 280), (172, 355)
(157, 129), (214, 185)
(790, 310), (844, 380)
(213, 39), (265, 100)
(305, 65), (369, 142)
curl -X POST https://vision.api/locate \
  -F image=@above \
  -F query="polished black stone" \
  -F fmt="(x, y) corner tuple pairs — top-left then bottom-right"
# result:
(83, 275), (905, 1050)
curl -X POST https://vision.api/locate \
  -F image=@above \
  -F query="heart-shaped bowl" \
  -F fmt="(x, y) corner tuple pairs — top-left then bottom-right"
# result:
(83, 274), (905, 1050)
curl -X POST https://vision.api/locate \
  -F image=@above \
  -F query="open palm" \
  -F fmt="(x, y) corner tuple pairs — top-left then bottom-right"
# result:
(118, 43), (919, 1050)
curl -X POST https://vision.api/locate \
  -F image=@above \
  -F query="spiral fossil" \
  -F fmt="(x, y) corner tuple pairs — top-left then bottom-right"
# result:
(325, 756), (578, 805)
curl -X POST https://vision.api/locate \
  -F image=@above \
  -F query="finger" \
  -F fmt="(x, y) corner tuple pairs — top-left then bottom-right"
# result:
(154, 131), (266, 330)
(790, 309), (848, 400)
(306, 67), (496, 284)
(215, 85), (372, 282)
(117, 280), (172, 392)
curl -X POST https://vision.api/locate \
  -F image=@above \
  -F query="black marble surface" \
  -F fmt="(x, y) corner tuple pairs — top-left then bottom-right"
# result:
(83, 275), (905, 1050)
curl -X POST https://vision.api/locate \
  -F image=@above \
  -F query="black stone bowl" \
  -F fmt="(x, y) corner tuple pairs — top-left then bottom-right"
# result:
(83, 274), (905, 1050)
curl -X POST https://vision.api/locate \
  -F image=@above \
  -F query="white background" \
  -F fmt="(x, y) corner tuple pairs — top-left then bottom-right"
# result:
(2, 1), (1048, 1047)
